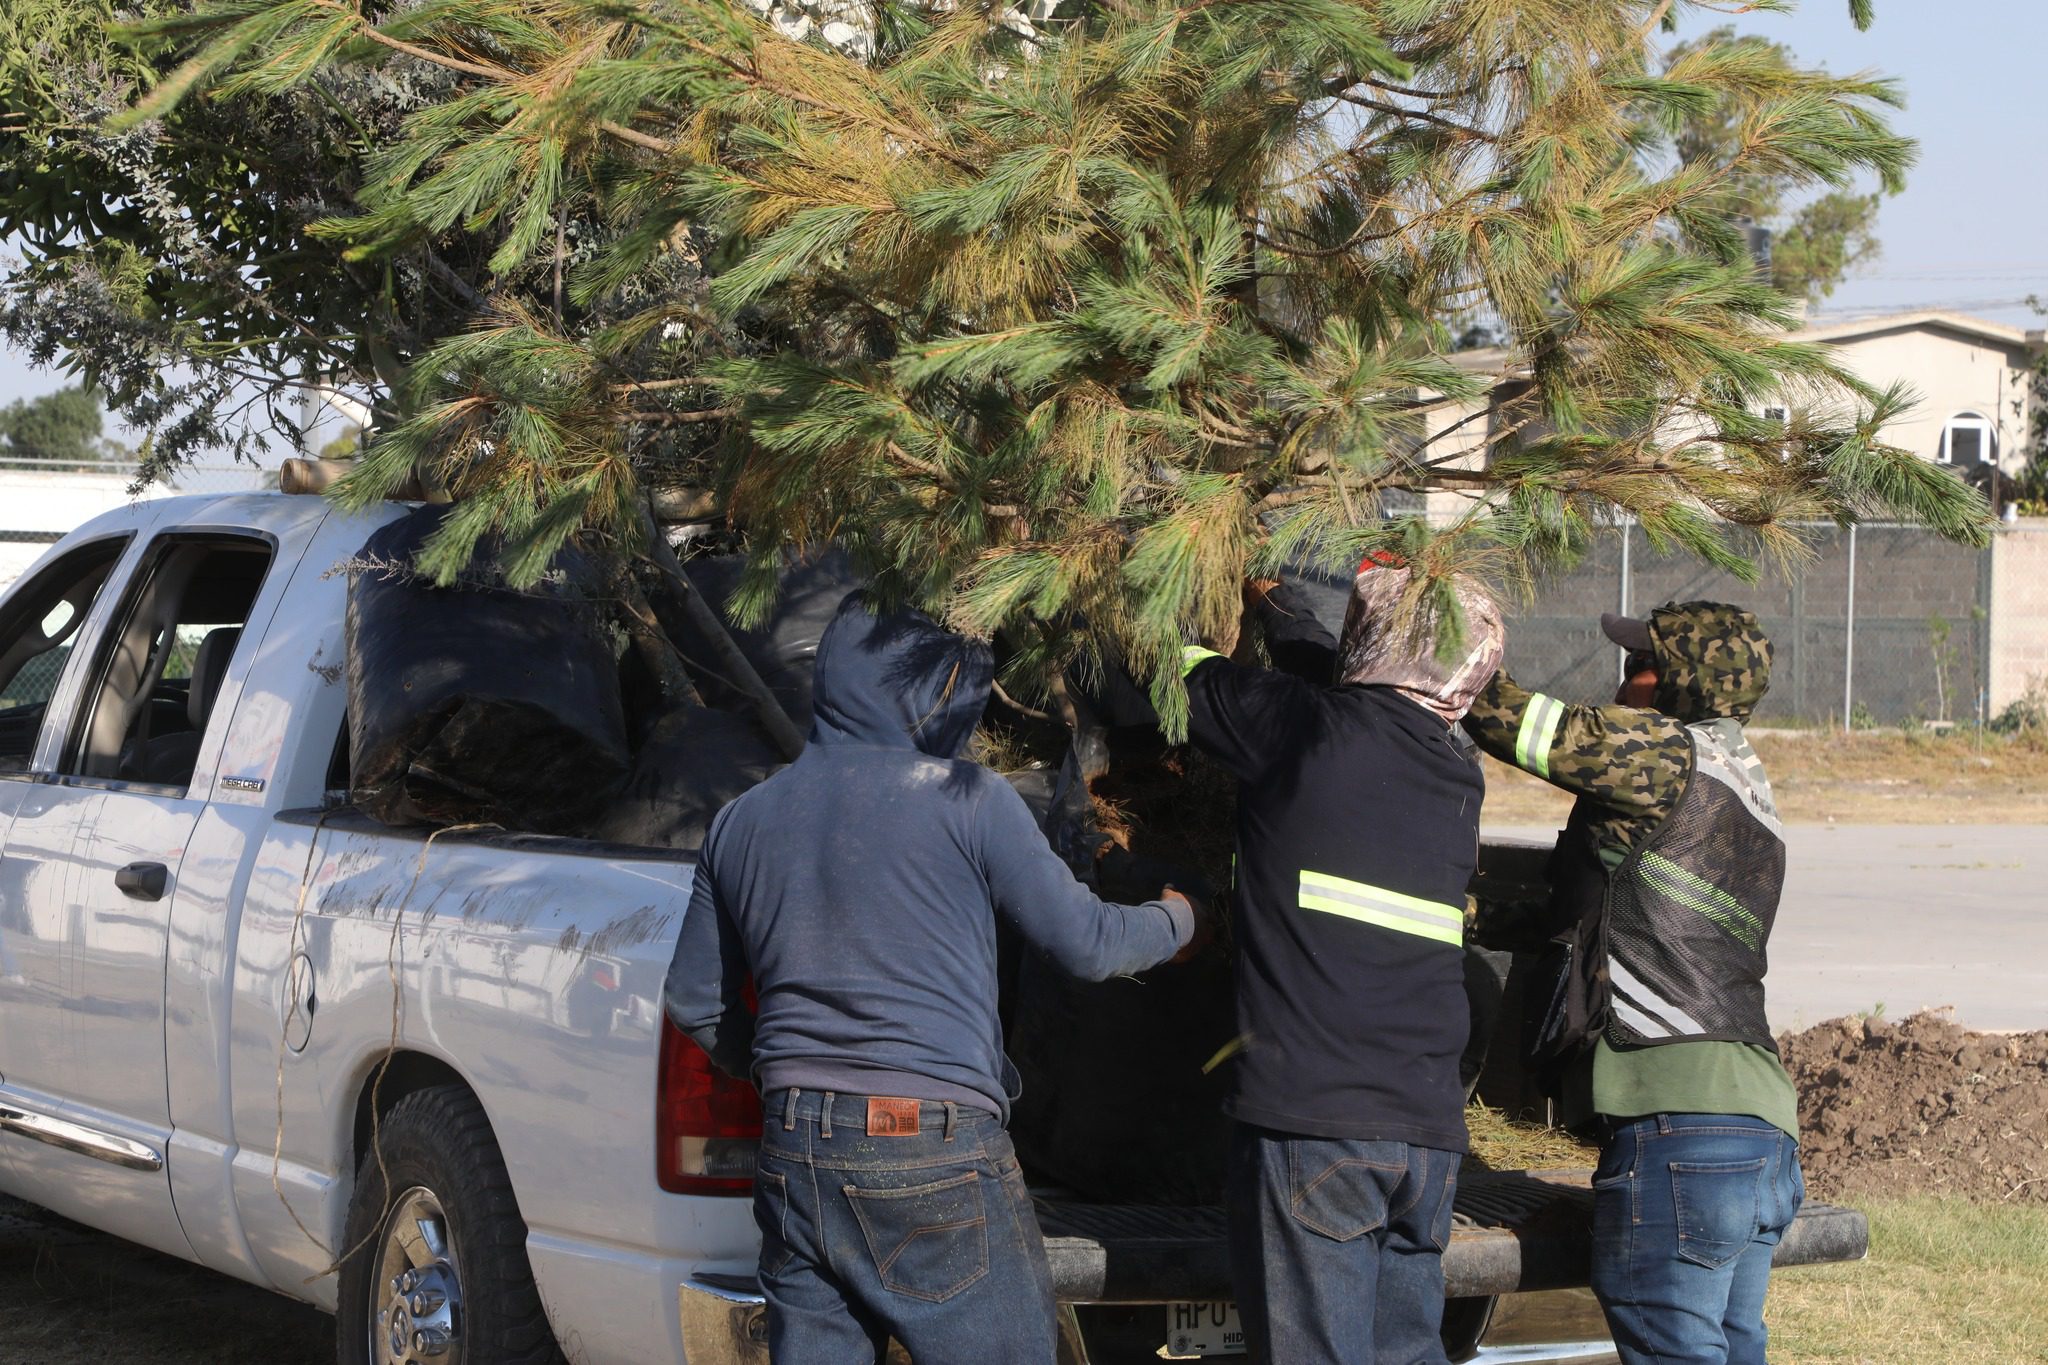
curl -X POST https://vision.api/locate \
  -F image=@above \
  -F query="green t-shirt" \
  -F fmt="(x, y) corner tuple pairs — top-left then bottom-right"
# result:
(1563, 1038), (1799, 1138)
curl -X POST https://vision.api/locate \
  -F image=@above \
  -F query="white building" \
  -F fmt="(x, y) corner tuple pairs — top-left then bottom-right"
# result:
(0, 461), (270, 591)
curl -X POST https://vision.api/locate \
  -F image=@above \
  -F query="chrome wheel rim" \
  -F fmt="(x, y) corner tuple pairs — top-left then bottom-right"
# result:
(368, 1184), (465, 1365)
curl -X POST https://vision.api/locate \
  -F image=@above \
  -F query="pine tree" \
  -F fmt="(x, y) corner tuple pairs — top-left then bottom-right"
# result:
(94, 1), (1994, 722)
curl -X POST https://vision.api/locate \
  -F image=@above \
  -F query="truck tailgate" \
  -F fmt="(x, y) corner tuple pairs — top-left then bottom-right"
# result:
(1035, 1170), (1868, 1302)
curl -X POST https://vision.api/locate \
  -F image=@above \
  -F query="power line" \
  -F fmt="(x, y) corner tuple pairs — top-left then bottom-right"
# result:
(1809, 295), (2042, 320)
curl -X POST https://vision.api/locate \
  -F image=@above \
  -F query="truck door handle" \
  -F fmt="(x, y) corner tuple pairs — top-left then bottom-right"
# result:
(115, 862), (169, 901)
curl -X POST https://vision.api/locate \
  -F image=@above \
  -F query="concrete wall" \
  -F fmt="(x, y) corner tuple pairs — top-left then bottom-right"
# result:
(0, 464), (269, 593)
(0, 469), (162, 592)
(1989, 520), (2048, 714)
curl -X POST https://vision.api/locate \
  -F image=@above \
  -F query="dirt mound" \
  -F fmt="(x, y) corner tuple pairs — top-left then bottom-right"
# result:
(1782, 1010), (2048, 1204)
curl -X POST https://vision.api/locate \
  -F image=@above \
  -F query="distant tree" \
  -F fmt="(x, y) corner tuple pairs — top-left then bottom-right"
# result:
(1658, 26), (1894, 303)
(319, 425), (365, 461)
(0, 384), (124, 468)
(1766, 191), (1884, 303)
(2007, 297), (2048, 515)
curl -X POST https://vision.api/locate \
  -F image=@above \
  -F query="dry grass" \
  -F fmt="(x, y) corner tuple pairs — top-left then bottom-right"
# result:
(1463, 1102), (1598, 1172)
(1766, 1198), (2048, 1363)
(1481, 729), (2048, 826)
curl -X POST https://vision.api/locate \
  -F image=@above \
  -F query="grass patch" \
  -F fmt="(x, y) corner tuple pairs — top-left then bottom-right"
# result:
(1766, 1198), (2048, 1363)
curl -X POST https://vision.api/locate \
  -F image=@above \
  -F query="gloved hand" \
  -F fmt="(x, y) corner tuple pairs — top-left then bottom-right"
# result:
(1161, 886), (1214, 965)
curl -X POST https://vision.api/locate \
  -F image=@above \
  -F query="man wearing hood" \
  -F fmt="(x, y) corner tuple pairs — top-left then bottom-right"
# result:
(665, 591), (1197, 1363)
(1461, 603), (1802, 1365)
(1181, 559), (1504, 1365)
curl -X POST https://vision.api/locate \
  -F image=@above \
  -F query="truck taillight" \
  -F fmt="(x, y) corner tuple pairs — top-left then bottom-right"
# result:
(656, 1016), (762, 1195)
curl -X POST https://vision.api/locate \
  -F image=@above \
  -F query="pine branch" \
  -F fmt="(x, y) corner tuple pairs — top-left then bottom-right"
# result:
(1335, 92), (1495, 143)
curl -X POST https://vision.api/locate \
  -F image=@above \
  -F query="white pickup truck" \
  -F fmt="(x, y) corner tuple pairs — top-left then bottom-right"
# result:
(0, 490), (1867, 1365)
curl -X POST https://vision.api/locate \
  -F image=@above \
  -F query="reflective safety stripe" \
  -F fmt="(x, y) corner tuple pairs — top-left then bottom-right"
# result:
(1610, 992), (1675, 1040)
(1514, 693), (1566, 778)
(1609, 957), (1708, 1037)
(1297, 870), (1464, 947)
(1639, 852), (1763, 951)
(1181, 645), (1224, 677)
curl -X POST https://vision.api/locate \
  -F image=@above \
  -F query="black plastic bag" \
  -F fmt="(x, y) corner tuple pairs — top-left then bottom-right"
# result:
(679, 548), (860, 731)
(1006, 846), (1237, 1204)
(346, 506), (630, 832)
(583, 705), (783, 852)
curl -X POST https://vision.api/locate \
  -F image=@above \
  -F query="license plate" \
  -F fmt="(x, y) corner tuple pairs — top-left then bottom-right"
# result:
(1164, 1301), (1245, 1357)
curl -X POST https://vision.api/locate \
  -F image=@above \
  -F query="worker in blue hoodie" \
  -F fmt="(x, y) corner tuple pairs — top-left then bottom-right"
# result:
(665, 592), (1199, 1364)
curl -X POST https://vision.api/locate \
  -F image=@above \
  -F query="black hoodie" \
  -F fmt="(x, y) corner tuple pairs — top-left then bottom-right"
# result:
(665, 593), (1192, 1119)
(1184, 589), (1483, 1154)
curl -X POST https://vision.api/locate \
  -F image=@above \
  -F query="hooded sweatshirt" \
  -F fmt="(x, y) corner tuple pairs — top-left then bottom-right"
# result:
(664, 592), (1192, 1120)
(1461, 601), (1798, 1136)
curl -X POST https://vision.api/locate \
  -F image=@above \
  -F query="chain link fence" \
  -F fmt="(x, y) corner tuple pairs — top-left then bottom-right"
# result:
(1501, 520), (2048, 729)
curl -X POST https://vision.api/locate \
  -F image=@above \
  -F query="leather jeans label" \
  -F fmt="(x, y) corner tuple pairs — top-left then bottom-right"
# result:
(867, 1098), (921, 1136)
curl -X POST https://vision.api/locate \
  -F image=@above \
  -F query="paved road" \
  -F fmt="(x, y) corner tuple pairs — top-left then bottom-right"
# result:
(1486, 822), (2048, 1033)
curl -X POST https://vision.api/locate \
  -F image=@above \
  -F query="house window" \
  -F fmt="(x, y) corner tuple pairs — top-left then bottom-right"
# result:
(1938, 412), (1995, 467)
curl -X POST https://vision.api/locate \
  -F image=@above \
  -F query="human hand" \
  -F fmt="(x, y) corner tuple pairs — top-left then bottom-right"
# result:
(1162, 887), (1213, 965)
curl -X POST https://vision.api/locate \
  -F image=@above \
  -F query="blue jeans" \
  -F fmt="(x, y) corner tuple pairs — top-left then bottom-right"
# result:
(754, 1089), (1056, 1363)
(1591, 1114), (1805, 1365)
(1226, 1124), (1459, 1365)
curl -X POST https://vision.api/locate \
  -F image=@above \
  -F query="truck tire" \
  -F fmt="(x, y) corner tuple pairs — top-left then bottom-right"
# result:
(335, 1084), (565, 1365)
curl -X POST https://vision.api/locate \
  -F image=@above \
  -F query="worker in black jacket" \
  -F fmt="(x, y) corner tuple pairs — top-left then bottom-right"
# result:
(1181, 559), (1504, 1364)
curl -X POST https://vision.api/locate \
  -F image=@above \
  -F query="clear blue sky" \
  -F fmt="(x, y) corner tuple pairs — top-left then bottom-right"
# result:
(1675, 2), (2048, 329)
(4, 0), (2044, 413)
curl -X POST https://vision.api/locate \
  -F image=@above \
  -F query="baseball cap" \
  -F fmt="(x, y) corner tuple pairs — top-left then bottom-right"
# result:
(1600, 611), (1654, 653)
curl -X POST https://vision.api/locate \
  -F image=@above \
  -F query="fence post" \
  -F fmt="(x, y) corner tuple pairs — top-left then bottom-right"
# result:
(1617, 518), (1632, 686)
(1842, 523), (1857, 730)
(1978, 533), (1995, 725)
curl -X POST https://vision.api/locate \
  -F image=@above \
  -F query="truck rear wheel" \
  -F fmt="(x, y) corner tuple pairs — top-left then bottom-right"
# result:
(335, 1084), (565, 1365)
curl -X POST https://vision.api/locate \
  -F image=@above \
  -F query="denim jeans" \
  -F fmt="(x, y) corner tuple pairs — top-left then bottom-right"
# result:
(753, 1089), (1056, 1363)
(1591, 1113), (1805, 1365)
(1226, 1124), (1459, 1365)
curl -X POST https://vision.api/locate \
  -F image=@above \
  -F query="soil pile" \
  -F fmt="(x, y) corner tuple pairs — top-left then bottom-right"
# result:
(1782, 1010), (2048, 1204)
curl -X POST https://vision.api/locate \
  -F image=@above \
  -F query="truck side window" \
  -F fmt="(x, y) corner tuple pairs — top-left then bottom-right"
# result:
(64, 534), (276, 791)
(0, 536), (131, 773)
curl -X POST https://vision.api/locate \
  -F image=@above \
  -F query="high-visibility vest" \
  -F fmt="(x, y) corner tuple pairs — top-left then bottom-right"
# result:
(1596, 718), (1785, 1050)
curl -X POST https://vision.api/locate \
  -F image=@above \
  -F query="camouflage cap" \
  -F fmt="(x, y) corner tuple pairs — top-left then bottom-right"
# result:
(1645, 601), (1772, 722)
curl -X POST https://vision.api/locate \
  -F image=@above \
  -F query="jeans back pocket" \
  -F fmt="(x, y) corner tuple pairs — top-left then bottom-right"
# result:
(845, 1170), (990, 1302)
(1669, 1158), (1767, 1270)
(1289, 1147), (1402, 1243)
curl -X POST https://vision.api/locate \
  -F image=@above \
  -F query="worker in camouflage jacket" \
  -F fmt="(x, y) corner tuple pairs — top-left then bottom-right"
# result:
(1462, 602), (1803, 1365)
